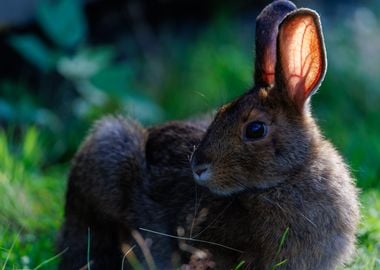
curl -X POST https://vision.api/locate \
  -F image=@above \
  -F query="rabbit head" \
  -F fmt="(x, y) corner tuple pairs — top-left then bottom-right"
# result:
(191, 1), (327, 195)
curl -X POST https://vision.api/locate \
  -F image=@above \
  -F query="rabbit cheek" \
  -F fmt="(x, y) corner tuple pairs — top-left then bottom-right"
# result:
(202, 159), (249, 195)
(207, 185), (246, 196)
(203, 175), (246, 196)
(193, 157), (248, 195)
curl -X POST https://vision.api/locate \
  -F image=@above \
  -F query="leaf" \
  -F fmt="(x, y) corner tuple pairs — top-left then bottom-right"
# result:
(36, 0), (87, 48)
(57, 46), (115, 80)
(8, 35), (55, 71)
(124, 95), (164, 124)
(90, 64), (135, 99)
(0, 99), (15, 121)
(22, 127), (39, 162)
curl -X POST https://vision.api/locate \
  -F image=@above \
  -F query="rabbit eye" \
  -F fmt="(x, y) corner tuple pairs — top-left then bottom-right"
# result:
(244, 121), (268, 140)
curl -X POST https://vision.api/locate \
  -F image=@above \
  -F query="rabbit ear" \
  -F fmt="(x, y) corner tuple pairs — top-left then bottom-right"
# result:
(255, 0), (297, 87)
(276, 9), (327, 109)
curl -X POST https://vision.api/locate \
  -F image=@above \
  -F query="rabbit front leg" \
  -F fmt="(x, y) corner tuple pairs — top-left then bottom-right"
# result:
(240, 190), (347, 270)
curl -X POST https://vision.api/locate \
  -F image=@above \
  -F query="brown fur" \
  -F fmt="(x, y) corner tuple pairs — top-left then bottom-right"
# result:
(190, 88), (359, 269)
(58, 1), (359, 269)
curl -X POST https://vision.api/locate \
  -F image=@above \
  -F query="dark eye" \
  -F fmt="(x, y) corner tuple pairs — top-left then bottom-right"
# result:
(244, 121), (268, 140)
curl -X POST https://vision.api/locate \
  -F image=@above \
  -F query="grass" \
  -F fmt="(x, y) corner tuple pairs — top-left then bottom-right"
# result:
(0, 128), (66, 269)
(0, 129), (379, 269)
(346, 192), (380, 270)
(1, 7), (380, 269)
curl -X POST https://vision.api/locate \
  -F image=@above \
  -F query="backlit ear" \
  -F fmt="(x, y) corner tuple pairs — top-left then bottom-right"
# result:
(254, 0), (296, 87)
(276, 9), (327, 109)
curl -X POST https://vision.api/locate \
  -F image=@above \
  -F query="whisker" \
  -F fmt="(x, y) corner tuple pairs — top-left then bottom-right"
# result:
(190, 183), (200, 238)
(139, 228), (243, 254)
(297, 212), (317, 228)
(192, 199), (234, 239)
(188, 145), (197, 162)
(229, 176), (317, 228)
(193, 91), (211, 107)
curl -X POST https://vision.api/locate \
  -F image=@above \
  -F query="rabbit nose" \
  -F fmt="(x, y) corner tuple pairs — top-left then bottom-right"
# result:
(191, 148), (212, 182)
(194, 166), (208, 177)
(192, 164), (211, 183)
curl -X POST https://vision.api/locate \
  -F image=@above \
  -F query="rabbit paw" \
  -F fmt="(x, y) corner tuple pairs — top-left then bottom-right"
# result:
(181, 250), (215, 270)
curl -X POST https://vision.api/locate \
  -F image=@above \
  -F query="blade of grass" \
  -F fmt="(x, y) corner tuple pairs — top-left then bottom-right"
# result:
(275, 227), (289, 257)
(272, 259), (288, 269)
(87, 227), (91, 270)
(124, 249), (144, 270)
(33, 248), (68, 270)
(121, 244), (136, 270)
(1, 232), (19, 270)
(131, 230), (156, 270)
(271, 227), (289, 270)
(139, 227), (243, 253)
(234, 260), (245, 270)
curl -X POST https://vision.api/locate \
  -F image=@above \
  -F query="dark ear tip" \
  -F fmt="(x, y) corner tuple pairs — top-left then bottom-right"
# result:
(257, 0), (297, 22)
(254, 0), (298, 86)
(279, 8), (325, 45)
(270, 0), (297, 11)
(282, 8), (321, 21)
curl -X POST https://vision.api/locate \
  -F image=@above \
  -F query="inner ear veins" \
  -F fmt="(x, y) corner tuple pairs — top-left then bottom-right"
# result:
(286, 21), (313, 86)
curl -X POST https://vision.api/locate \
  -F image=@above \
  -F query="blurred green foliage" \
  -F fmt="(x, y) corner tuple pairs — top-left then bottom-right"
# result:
(0, 128), (65, 269)
(0, 0), (379, 268)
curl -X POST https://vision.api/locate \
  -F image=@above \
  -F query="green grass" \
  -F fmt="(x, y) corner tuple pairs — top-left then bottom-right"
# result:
(0, 128), (66, 269)
(0, 130), (379, 269)
(346, 192), (380, 270)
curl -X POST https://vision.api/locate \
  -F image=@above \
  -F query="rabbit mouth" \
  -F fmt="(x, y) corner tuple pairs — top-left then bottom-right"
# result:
(191, 159), (266, 195)
(192, 164), (212, 184)
(192, 168), (248, 196)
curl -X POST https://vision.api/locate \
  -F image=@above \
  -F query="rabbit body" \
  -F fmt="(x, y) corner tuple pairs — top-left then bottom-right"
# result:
(58, 109), (358, 270)
(58, 1), (359, 269)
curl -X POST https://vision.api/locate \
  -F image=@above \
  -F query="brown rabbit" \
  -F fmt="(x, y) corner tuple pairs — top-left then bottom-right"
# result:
(58, 1), (359, 269)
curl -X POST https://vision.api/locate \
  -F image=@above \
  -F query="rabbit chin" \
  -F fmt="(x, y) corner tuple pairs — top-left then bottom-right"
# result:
(206, 184), (246, 196)
(194, 174), (246, 196)
(207, 179), (284, 196)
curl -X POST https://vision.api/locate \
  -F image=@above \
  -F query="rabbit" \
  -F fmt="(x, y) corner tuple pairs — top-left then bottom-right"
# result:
(58, 1), (360, 269)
